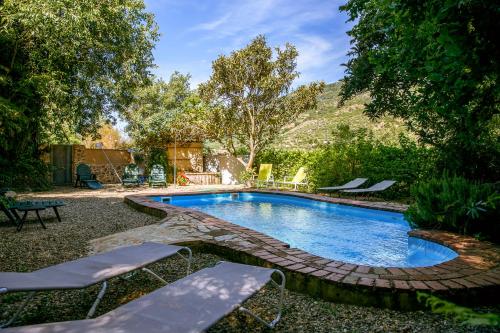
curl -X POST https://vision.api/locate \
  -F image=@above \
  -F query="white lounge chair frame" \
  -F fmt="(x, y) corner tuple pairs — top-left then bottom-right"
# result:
(2, 261), (285, 332)
(0, 242), (192, 328)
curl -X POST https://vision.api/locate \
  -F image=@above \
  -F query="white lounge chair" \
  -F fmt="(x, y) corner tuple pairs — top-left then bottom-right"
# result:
(318, 178), (368, 193)
(341, 180), (396, 195)
(0, 242), (192, 328)
(3, 262), (285, 332)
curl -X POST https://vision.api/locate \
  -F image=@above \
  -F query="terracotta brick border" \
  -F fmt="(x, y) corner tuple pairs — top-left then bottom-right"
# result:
(125, 189), (500, 310)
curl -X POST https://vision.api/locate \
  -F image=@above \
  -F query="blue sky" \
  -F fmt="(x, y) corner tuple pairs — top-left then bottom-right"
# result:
(145, 0), (353, 88)
(117, 0), (353, 135)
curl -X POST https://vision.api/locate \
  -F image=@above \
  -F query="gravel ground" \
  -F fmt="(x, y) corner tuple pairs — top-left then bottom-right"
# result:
(0, 186), (497, 332)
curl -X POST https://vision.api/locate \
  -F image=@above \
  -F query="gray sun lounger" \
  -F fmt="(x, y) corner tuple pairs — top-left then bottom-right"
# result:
(2, 261), (285, 333)
(318, 178), (368, 192)
(341, 180), (397, 193)
(0, 242), (192, 328)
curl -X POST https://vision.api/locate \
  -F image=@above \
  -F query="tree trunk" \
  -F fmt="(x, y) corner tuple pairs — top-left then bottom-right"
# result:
(246, 148), (256, 171)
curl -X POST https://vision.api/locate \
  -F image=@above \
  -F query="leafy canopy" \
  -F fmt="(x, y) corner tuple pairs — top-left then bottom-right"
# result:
(340, 0), (500, 180)
(125, 72), (205, 149)
(0, 0), (158, 187)
(199, 35), (325, 169)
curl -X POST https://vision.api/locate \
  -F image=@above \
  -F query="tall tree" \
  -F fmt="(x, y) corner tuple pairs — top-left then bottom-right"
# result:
(199, 35), (324, 170)
(0, 0), (158, 187)
(340, 0), (500, 180)
(126, 72), (204, 149)
(82, 124), (129, 149)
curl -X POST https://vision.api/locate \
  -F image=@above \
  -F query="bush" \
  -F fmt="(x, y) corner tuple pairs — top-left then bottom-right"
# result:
(256, 125), (434, 199)
(417, 292), (500, 327)
(145, 148), (168, 173)
(405, 175), (500, 242)
(0, 153), (51, 191)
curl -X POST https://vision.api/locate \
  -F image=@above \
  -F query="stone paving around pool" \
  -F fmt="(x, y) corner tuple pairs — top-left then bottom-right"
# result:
(90, 189), (500, 310)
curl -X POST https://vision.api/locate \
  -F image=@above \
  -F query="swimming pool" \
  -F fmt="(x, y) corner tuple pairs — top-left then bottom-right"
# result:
(151, 192), (457, 267)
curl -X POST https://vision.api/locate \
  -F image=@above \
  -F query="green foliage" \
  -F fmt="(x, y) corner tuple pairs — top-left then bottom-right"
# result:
(199, 35), (325, 170)
(340, 0), (500, 180)
(239, 169), (256, 185)
(0, 153), (51, 191)
(417, 293), (500, 327)
(0, 0), (158, 188)
(126, 72), (205, 149)
(275, 82), (408, 149)
(405, 175), (499, 241)
(257, 124), (433, 199)
(145, 148), (168, 174)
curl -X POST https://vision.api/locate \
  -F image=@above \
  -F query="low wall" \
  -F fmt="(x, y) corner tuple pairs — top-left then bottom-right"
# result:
(205, 153), (245, 185)
(185, 172), (221, 185)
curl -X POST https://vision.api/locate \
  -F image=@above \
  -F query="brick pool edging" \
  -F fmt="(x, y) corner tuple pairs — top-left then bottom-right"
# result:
(124, 190), (500, 310)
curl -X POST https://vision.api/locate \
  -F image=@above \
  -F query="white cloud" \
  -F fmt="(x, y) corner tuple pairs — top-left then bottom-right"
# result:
(191, 13), (231, 31)
(188, 0), (340, 41)
(295, 35), (346, 71)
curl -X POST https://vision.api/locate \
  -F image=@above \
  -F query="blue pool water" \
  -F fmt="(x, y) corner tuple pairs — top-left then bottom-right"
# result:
(151, 193), (457, 267)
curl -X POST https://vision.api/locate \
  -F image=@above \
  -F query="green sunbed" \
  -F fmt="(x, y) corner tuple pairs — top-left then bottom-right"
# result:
(149, 164), (167, 187)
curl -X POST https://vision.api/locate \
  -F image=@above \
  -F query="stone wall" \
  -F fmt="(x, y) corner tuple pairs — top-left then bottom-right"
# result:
(88, 164), (127, 183)
(72, 145), (132, 183)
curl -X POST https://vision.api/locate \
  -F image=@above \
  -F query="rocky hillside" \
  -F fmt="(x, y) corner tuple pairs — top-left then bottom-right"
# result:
(275, 82), (407, 149)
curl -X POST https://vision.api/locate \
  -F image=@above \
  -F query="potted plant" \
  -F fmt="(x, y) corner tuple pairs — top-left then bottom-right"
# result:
(177, 171), (190, 186)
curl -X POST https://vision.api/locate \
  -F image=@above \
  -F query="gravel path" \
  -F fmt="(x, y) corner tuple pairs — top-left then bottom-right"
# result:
(0, 186), (496, 332)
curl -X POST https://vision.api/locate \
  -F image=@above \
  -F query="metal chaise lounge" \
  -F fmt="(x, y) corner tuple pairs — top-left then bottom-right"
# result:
(2, 261), (285, 333)
(253, 163), (274, 188)
(0, 242), (192, 328)
(275, 167), (308, 191)
(341, 180), (397, 196)
(317, 178), (368, 194)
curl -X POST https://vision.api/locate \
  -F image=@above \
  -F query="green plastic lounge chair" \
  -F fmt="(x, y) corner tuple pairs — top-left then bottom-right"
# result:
(253, 164), (274, 188)
(122, 163), (141, 186)
(276, 167), (308, 191)
(149, 164), (167, 187)
(0, 197), (18, 226)
(318, 178), (368, 194)
(0, 193), (66, 231)
(75, 163), (103, 189)
(341, 180), (397, 196)
(0, 242), (192, 329)
(0, 198), (46, 231)
(1, 261), (284, 332)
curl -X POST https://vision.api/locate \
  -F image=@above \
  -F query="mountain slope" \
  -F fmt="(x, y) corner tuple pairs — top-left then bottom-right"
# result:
(275, 82), (407, 149)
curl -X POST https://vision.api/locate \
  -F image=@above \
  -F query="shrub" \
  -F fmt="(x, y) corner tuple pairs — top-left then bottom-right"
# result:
(417, 292), (500, 327)
(405, 175), (499, 242)
(239, 169), (256, 186)
(145, 148), (168, 173)
(256, 125), (434, 199)
(0, 153), (51, 191)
